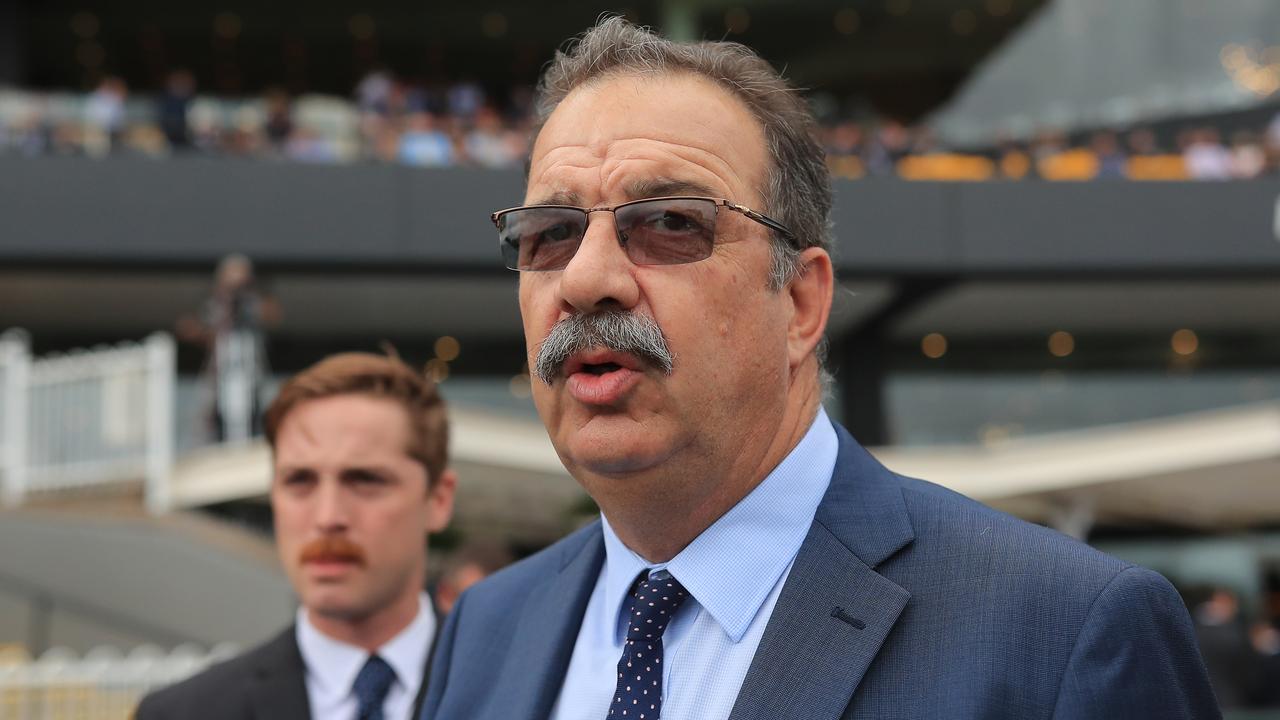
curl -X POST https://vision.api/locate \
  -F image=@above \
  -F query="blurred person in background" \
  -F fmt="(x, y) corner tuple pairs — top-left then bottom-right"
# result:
(176, 254), (280, 444)
(83, 75), (126, 157)
(398, 112), (454, 167)
(464, 105), (519, 169)
(1090, 130), (1128, 179)
(1247, 620), (1280, 707)
(422, 17), (1218, 720)
(136, 352), (457, 720)
(157, 69), (196, 151)
(1126, 127), (1162, 156)
(1184, 127), (1232, 180)
(1192, 587), (1253, 709)
(430, 541), (514, 616)
(264, 87), (295, 154)
(1228, 130), (1266, 179)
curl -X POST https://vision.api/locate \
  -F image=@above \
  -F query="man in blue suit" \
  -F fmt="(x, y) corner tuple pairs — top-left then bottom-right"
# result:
(423, 17), (1219, 720)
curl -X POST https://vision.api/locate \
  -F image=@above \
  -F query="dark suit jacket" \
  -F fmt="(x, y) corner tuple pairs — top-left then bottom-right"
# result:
(136, 624), (432, 720)
(422, 424), (1220, 720)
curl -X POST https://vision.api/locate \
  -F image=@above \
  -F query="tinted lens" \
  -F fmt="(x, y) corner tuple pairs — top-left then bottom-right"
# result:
(615, 198), (717, 265)
(497, 207), (587, 271)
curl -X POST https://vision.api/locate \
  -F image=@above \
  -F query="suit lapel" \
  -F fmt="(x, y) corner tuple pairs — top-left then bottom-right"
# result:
(247, 627), (312, 720)
(491, 523), (605, 720)
(729, 425), (915, 720)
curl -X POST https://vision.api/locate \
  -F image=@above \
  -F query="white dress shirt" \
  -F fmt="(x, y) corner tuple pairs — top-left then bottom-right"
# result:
(296, 593), (436, 720)
(549, 409), (838, 720)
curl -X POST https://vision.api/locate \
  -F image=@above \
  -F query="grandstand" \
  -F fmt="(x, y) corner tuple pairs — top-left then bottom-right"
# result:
(2, 1), (1280, 716)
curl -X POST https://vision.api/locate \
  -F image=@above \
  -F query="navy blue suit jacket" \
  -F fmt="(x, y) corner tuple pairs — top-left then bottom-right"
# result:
(423, 424), (1219, 719)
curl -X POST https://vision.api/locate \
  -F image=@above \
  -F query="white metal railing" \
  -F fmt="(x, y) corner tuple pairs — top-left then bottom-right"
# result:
(0, 643), (238, 720)
(0, 331), (175, 513)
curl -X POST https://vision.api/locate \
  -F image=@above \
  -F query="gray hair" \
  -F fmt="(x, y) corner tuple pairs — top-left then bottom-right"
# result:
(533, 310), (674, 385)
(532, 16), (832, 292)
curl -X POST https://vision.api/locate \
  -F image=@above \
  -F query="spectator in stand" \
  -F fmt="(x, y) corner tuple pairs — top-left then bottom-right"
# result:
(996, 135), (1033, 179)
(1091, 131), (1128, 179)
(447, 78), (485, 121)
(398, 112), (453, 166)
(1229, 130), (1266, 179)
(158, 69), (196, 151)
(464, 105), (518, 168)
(863, 119), (910, 176)
(824, 121), (866, 179)
(83, 75), (127, 157)
(1128, 128), (1159, 155)
(1184, 127), (1233, 180)
(1266, 111), (1280, 174)
(263, 87), (294, 152)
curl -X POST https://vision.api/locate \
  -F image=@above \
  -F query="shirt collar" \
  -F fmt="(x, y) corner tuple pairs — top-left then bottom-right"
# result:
(600, 408), (837, 643)
(295, 593), (436, 699)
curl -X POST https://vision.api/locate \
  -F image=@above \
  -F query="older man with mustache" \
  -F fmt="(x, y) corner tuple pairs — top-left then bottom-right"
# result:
(421, 16), (1217, 720)
(138, 352), (456, 720)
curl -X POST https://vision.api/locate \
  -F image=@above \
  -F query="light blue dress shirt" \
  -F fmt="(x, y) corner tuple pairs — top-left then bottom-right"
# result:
(549, 409), (838, 720)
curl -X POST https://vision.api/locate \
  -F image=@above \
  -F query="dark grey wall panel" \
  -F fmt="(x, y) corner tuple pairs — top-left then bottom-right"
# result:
(402, 167), (526, 263)
(956, 181), (1280, 271)
(830, 179), (957, 272)
(0, 157), (403, 263)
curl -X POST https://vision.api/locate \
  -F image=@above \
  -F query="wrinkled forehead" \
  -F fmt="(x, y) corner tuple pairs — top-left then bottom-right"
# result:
(527, 72), (769, 207)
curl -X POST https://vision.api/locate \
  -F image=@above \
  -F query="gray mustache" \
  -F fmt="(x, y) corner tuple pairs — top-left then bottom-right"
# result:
(533, 311), (674, 385)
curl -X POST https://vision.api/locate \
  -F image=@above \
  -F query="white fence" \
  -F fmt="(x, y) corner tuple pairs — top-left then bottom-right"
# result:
(0, 330), (175, 513)
(0, 643), (238, 720)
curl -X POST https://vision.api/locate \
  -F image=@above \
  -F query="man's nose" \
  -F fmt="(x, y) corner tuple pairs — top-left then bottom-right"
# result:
(557, 212), (641, 314)
(313, 481), (350, 532)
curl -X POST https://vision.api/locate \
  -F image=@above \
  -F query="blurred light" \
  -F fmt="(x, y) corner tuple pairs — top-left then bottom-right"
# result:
(1221, 43), (1280, 98)
(886, 0), (911, 17)
(509, 374), (532, 398)
(1048, 331), (1074, 358)
(725, 7), (750, 34)
(76, 42), (105, 68)
(481, 11), (508, 39)
(951, 9), (977, 35)
(214, 12), (242, 40)
(425, 358), (450, 383)
(921, 333), (947, 359)
(434, 336), (461, 362)
(1171, 329), (1199, 356)
(985, 0), (1013, 17)
(348, 14), (376, 40)
(834, 8), (860, 35)
(70, 12), (99, 39)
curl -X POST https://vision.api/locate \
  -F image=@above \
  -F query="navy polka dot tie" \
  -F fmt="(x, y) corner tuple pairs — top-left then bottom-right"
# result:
(608, 570), (689, 720)
(352, 654), (396, 720)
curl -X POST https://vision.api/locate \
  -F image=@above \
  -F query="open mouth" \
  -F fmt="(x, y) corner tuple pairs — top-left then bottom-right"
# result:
(580, 362), (623, 376)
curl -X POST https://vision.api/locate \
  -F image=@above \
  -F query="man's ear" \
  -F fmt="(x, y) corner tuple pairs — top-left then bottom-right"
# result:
(425, 468), (458, 534)
(786, 247), (834, 369)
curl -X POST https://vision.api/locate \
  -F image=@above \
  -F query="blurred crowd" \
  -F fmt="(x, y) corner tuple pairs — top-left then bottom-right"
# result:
(823, 118), (1280, 181)
(3, 70), (1280, 181)
(0, 70), (534, 169)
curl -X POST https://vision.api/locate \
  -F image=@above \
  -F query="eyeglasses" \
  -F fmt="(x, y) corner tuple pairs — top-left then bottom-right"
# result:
(491, 196), (796, 272)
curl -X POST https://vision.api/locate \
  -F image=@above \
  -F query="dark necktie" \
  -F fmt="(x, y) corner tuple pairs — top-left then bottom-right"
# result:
(353, 654), (396, 720)
(608, 570), (690, 719)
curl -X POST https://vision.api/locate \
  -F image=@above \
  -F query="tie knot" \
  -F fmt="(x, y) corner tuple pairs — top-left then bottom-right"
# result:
(352, 654), (396, 719)
(624, 571), (689, 642)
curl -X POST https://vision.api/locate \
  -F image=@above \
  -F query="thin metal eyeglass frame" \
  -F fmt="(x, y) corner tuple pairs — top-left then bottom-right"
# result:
(490, 195), (797, 271)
